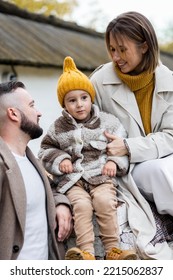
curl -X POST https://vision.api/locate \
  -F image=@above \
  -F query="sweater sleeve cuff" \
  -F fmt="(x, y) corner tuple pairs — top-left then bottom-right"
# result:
(123, 139), (131, 161)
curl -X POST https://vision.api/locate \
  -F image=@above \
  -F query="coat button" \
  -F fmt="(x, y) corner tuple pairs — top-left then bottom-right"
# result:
(13, 245), (20, 253)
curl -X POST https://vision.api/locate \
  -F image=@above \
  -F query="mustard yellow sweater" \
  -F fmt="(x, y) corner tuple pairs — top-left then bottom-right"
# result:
(115, 66), (154, 134)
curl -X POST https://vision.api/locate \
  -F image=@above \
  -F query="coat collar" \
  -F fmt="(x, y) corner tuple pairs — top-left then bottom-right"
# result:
(102, 62), (144, 130)
(102, 61), (173, 90)
(0, 138), (26, 234)
(155, 63), (173, 92)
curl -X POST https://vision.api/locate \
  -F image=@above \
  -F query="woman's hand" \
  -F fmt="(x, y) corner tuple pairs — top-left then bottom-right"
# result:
(104, 131), (128, 156)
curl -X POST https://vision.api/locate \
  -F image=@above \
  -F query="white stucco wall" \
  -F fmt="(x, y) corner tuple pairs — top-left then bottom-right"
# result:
(0, 65), (91, 156)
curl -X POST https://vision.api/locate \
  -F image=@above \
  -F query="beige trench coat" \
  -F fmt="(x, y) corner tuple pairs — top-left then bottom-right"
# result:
(90, 62), (173, 259)
(0, 138), (70, 260)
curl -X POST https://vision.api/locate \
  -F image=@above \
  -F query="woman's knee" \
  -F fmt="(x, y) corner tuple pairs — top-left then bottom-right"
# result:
(132, 158), (165, 180)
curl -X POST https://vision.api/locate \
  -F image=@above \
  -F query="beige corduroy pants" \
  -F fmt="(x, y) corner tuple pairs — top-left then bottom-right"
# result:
(66, 179), (120, 254)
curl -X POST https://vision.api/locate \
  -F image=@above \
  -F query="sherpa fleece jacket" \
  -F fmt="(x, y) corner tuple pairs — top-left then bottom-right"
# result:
(38, 105), (129, 194)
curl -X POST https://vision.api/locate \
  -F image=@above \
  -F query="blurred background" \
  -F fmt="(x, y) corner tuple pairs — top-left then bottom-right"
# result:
(3, 0), (173, 44)
(1, 0), (173, 155)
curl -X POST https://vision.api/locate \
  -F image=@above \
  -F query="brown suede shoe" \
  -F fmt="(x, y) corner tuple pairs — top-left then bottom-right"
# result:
(65, 247), (96, 260)
(106, 247), (137, 260)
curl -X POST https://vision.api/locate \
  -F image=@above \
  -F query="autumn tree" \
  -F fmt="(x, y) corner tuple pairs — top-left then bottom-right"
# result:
(3, 0), (78, 19)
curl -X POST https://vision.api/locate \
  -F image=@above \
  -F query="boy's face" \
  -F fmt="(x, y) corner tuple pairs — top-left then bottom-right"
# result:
(64, 90), (92, 122)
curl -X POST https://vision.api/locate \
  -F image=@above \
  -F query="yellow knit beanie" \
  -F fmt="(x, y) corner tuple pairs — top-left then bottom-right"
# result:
(57, 56), (95, 107)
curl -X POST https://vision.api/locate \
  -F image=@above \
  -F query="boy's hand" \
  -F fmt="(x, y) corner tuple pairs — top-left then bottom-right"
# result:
(102, 160), (117, 177)
(59, 159), (73, 173)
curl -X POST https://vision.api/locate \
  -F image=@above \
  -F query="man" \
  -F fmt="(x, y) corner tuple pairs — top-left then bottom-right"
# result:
(0, 81), (72, 260)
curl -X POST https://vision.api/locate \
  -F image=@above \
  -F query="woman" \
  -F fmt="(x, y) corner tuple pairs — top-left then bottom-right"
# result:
(90, 11), (173, 259)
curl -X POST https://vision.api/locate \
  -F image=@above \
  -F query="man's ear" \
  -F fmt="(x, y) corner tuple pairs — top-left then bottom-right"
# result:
(7, 108), (18, 120)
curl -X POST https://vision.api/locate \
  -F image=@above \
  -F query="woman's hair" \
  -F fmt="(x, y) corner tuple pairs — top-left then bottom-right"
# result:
(105, 11), (159, 73)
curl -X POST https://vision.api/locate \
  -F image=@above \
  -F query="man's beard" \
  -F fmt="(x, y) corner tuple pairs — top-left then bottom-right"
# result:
(19, 111), (43, 139)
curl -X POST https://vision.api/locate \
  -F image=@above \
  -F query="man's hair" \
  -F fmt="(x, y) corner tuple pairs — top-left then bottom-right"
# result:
(0, 81), (25, 96)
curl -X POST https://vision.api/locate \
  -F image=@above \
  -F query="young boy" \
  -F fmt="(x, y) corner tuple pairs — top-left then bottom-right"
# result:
(38, 56), (137, 260)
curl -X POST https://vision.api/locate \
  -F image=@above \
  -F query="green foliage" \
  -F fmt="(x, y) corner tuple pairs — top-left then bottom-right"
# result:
(160, 43), (173, 54)
(3, 0), (78, 18)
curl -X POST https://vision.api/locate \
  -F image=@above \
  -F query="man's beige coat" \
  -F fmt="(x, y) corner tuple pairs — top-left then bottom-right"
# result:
(0, 137), (69, 260)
